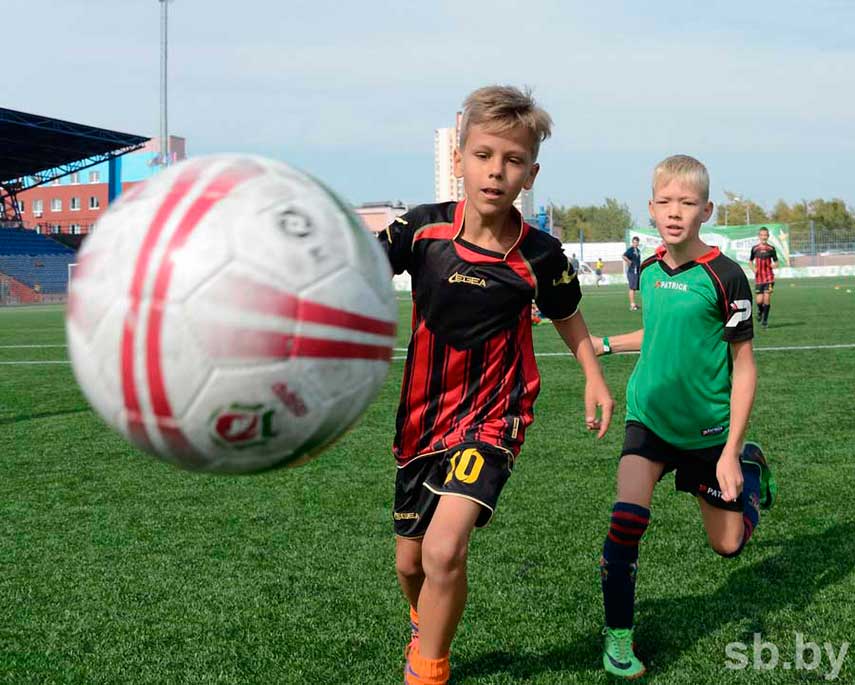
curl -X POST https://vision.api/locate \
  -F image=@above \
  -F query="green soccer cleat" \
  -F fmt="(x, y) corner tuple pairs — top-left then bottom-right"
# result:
(602, 627), (646, 679)
(741, 442), (777, 510)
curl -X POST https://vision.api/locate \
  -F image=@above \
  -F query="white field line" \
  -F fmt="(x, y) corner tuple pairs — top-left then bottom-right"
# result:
(753, 343), (855, 352)
(1, 343), (852, 365)
(0, 328), (66, 334)
(0, 344), (67, 348)
(0, 361), (70, 365)
(391, 342), (855, 361)
(0, 305), (65, 313)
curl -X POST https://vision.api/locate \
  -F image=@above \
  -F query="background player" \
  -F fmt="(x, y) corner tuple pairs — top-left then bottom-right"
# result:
(749, 226), (779, 328)
(589, 155), (776, 679)
(622, 236), (642, 311)
(380, 85), (614, 685)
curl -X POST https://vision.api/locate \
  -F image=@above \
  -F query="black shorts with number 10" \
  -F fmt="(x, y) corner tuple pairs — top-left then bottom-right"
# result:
(394, 442), (513, 538)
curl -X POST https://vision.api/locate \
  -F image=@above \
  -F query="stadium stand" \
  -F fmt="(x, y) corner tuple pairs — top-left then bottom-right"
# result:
(0, 107), (146, 304)
(0, 227), (76, 297)
(0, 273), (41, 304)
(0, 226), (74, 255)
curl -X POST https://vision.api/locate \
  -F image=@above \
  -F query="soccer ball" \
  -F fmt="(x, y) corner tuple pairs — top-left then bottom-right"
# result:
(66, 155), (397, 474)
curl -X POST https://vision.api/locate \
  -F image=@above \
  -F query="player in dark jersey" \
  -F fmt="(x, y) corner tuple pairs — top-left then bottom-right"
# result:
(381, 86), (614, 685)
(749, 227), (779, 328)
(589, 155), (777, 678)
(622, 236), (642, 310)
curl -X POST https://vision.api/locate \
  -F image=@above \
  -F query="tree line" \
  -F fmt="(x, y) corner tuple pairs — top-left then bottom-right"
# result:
(714, 198), (854, 243)
(551, 197), (855, 243)
(551, 198), (633, 242)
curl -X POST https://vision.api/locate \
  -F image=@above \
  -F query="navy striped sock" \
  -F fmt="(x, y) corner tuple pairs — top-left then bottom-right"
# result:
(601, 502), (650, 628)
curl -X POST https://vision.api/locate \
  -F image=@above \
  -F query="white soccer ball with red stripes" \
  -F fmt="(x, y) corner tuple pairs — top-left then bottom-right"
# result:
(66, 155), (397, 473)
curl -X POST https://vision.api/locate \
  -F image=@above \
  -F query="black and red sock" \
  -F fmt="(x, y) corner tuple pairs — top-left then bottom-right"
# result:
(601, 502), (650, 628)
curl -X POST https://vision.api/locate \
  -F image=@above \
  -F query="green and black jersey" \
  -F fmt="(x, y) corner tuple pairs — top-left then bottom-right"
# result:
(626, 246), (754, 450)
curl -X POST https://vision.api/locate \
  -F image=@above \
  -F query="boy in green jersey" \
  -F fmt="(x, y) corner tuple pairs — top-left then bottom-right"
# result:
(590, 155), (777, 679)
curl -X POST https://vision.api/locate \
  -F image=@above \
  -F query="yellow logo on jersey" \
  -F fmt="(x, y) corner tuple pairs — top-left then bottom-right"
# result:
(552, 269), (576, 287)
(394, 216), (408, 225)
(448, 272), (487, 287)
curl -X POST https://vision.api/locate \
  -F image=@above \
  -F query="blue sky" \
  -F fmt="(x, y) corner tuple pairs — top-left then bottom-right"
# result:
(9, 0), (854, 224)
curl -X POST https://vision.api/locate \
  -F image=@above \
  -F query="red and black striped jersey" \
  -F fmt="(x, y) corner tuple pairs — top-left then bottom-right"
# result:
(749, 243), (778, 284)
(378, 201), (582, 465)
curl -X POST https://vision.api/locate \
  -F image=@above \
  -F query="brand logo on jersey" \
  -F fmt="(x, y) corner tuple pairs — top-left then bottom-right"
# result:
(552, 269), (577, 287)
(394, 216), (408, 225)
(701, 425), (725, 437)
(654, 280), (688, 292)
(448, 272), (486, 287)
(726, 299), (752, 327)
(393, 512), (419, 521)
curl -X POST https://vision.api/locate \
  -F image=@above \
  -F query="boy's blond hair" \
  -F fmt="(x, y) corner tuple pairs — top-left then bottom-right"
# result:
(652, 154), (710, 201)
(459, 85), (552, 161)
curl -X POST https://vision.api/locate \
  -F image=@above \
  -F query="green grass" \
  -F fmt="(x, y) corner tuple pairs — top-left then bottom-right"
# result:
(1, 279), (854, 684)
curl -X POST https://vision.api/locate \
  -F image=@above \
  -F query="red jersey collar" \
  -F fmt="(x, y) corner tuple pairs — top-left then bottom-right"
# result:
(655, 244), (720, 264)
(453, 200), (530, 261)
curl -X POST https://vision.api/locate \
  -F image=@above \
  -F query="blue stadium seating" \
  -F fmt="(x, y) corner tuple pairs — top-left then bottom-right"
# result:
(0, 227), (74, 255)
(0, 254), (76, 293)
(0, 228), (76, 293)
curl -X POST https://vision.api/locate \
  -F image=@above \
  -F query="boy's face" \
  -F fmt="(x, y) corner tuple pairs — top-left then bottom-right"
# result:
(453, 123), (539, 220)
(759, 230), (769, 244)
(648, 178), (713, 248)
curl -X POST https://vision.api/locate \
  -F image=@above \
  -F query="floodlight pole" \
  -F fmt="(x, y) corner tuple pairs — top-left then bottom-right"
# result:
(724, 190), (749, 225)
(159, 0), (170, 167)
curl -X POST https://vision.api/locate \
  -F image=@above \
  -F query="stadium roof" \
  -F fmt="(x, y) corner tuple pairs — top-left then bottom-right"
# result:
(0, 107), (148, 186)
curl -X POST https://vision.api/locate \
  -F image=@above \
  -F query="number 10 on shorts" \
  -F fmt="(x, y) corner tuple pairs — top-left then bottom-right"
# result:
(444, 448), (485, 485)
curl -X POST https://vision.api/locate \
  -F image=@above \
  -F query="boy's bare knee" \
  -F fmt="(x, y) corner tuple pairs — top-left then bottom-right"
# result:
(396, 540), (423, 579)
(710, 534), (744, 558)
(422, 537), (468, 580)
(396, 556), (424, 580)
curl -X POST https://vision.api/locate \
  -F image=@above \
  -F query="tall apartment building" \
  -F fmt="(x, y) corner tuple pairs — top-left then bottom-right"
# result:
(434, 112), (464, 203)
(433, 112), (533, 218)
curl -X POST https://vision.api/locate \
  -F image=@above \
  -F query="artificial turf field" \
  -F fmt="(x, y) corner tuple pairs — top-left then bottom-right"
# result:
(1, 277), (854, 684)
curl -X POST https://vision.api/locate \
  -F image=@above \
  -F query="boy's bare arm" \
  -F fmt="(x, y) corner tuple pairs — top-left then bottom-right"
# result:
(717, 338), (757, 501)
(552, 311), (614, 438)
(589, 329), (644, 356)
